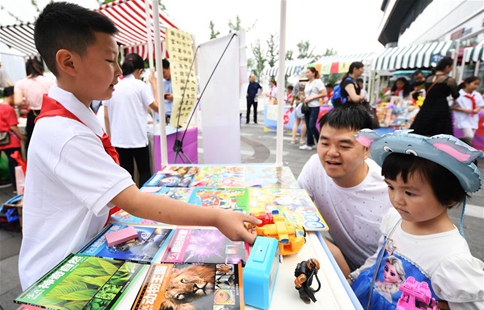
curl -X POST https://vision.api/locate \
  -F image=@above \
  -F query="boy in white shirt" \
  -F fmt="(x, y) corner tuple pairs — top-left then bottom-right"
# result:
(19, 2), (259, 289)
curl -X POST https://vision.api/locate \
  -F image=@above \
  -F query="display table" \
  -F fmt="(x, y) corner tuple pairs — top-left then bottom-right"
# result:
(114, 231), (362, 310)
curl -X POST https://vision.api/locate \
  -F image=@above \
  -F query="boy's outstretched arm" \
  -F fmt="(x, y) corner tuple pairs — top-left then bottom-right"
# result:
(112, 185), (260, 244)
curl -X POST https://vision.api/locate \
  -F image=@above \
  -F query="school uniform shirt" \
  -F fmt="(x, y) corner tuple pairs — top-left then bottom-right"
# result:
(14, 75), (54, 110)
(298, 154), (392, 267)
(18, 85), (134, 289)
(304, 79), (325, 107)
(103, 74), (155, 148)
(454, 89), (484, 130)
(0, 104), (21, 150)
(351, 208), (484, 309)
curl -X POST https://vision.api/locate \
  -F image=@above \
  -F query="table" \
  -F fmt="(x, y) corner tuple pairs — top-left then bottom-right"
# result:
(114, 231), (362, 310)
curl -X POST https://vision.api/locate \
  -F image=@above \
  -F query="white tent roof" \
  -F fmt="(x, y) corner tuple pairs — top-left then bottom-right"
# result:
(0, 23), (37, 57)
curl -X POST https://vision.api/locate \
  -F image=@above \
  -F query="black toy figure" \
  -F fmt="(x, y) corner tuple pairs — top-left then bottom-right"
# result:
(294, 258), (321, 304)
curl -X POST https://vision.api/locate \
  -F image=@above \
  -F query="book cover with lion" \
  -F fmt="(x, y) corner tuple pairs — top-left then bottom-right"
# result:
(131, 262), (244, 310)
(15, 254), (144, 310)
(78, 224), (174, 264)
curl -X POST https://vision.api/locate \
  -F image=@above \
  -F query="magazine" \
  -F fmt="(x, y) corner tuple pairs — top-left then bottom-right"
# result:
(192, 166), (246, 188)
(188, 187), (250, 213)
(144, 166), (199, 187)
(78, 224), (174, 264)
(161, 228), (248, 264)
(131, 262), (244, 310)
(15, 254), (144, 310)
(248, 188), (329, 231)
(244, 166), (300, 189)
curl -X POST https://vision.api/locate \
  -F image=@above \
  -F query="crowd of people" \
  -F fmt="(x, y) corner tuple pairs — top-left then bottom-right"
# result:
(0, 2), (482, 309)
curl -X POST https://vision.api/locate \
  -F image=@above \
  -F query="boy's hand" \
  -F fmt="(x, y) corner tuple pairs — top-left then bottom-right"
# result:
(215, 210), (261, 244)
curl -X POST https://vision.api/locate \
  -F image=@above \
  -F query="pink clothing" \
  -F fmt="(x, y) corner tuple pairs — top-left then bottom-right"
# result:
(14, 75), (54, 110)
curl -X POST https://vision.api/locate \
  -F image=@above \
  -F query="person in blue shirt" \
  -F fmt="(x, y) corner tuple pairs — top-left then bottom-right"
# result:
(162, 59), (173, 124)
(246, 74), (262, 124)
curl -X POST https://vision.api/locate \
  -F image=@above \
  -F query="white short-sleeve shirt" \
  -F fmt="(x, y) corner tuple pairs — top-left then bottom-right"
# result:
(298, 154), (392, 267)
(19, 85), (134, 289)
(103, 74), (154, 148)
(454, 89), (484, 130)
(305, 79), (325, 107)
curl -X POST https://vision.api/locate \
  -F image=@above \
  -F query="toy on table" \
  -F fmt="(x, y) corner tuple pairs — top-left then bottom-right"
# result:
(294, 258), (321, 304)
(396, 277), (438, 310)
(250, 210), (306, 256)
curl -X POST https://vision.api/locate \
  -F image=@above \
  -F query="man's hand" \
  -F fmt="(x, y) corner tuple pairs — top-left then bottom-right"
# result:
(214, 210), (260, 244)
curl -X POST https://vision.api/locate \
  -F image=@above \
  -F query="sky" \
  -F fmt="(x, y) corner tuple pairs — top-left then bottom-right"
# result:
(0, 0), (385, 57)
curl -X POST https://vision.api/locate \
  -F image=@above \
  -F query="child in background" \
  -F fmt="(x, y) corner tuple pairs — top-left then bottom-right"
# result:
(351, 130), (484, 309)
(291, 83), (306, 144)
(451, 76), (483, 146)
(19, 2), (259, 290)
(285, 85), (294, 105)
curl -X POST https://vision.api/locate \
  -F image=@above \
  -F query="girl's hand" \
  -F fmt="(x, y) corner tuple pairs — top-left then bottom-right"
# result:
(214, 210), (261, 244)
(473, 107), (481, 114)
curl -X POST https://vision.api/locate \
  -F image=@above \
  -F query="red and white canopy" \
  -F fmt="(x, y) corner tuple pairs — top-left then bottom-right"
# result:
(0, 0), (176, 59)
(96, 0), (177, 59)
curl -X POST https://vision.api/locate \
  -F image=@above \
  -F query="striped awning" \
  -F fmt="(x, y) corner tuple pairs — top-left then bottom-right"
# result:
(264, 58), (313, 77)
(470, 41), (484, 62)
(372, 40), (455, 71)
(316, 52), (375, 74)
(0, 23), (37, 57)
(96, 0), (177, 56)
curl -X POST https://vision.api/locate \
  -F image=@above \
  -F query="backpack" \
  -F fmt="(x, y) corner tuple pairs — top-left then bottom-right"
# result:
(331, 77), (354, 107)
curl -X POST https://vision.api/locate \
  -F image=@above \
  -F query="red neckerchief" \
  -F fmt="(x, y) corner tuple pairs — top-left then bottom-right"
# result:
(35, 95), (121, 221)
(36, 95), (120, 165)
(464, 93), (476, 115)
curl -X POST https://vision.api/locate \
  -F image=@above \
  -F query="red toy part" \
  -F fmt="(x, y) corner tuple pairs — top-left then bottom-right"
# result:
(251, 212), (274, 227)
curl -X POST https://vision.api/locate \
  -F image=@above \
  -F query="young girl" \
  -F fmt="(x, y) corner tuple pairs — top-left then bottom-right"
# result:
(352, 130), (484, 309)
(451, 76), (483, 146)
(291, 84), (307, 144)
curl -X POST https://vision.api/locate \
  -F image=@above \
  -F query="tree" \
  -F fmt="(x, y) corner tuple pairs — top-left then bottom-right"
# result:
(250, 40), (267, 81)
(286, 50), (294, 61)
(209, 21), (220, 39)
(266, 33), (278, 69)
(323, 48), (337, 56)
(296, 40), (322, 63)
(228, 15), (256, 33)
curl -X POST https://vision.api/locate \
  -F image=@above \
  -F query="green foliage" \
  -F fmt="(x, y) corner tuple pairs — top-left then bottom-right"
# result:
(296, 40), (322, 63)
(323, 48), (337, 56)
(228, 15), (257, 33)
(209, 21), (220, 39)
(286, 50), (294, 61)
(251, 40), (267, 81)
(266, 33), (278, 68)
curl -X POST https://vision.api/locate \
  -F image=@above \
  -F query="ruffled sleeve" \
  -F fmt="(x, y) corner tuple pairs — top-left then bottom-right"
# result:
(431, 253), (484, 309)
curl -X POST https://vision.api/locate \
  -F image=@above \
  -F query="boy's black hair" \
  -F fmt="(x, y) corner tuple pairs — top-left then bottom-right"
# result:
(325, 83), (334, 89)
(3, 86), (14, 97)
(382, 153), (468, 207)
(34, 2), (118, 76)
(319, 105), (373, 131)
(162, 59), (170, 69)
(122, 53), (144, 76)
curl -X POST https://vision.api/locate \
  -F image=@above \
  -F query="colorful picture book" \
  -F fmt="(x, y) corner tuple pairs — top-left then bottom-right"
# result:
(161, 228), (249, 264)
(248, 188), (329, 231)
(78, 224), (174, 264)
(244, 166), (299, 189)
(131, 262), (244, 310)
(15, 254), (144, 310)
(193, 166), (246, 187)
(144, 166), (199, 187)
(110, 209), (163, 226)
(188, 188), (249, 213)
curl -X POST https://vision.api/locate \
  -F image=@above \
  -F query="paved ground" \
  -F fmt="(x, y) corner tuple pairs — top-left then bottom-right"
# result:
(1, 109), (483, 310)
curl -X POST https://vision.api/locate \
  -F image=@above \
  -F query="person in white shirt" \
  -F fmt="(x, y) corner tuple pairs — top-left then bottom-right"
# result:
(299, 66), (326, 150)
(19, 2), (259, 289)
(298, 105), (392, 276)
(451, 76), (484, 146)
(103, 53), (157, 186)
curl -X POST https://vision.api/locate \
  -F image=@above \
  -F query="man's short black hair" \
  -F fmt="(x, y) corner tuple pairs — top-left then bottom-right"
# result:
(34, 2), (118, 76)
(319, 105), (373, 131)
(162, 59), (170, 69)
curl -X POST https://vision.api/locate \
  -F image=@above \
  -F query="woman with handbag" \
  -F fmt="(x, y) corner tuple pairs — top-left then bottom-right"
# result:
(299, 67), (326, 151)
(410, 57), (459, 136)
(0, 87), (25, 193)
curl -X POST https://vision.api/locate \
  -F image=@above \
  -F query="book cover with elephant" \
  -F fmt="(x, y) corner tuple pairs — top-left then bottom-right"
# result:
(131, 262), (244, 310)
(15, 254), (144, 310)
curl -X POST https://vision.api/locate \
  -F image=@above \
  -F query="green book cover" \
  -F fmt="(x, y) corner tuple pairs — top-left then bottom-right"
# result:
(15, 254), (143, 310)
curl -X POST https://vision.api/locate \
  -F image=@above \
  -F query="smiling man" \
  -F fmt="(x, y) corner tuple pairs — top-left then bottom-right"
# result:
(297, 106), (392, 276)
